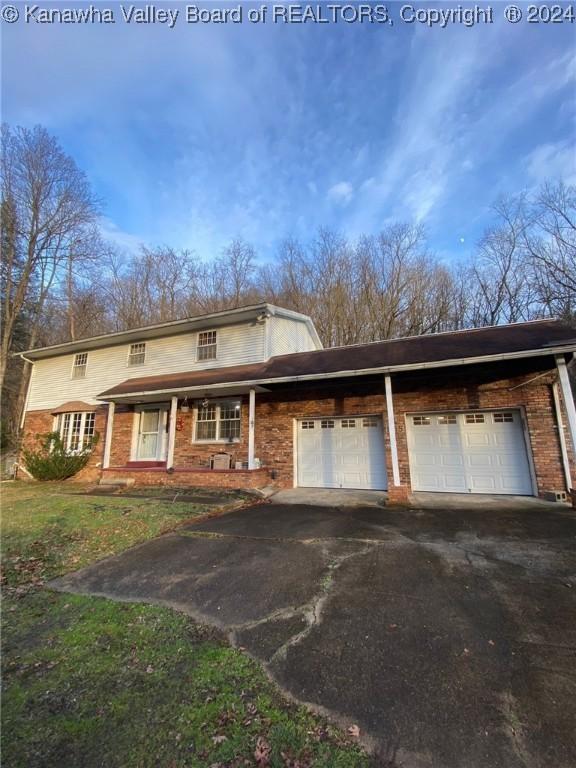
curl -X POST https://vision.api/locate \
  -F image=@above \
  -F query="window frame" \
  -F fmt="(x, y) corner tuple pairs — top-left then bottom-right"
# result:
(465, 413), (485, 424)
(71, 352), (88, 379)
(193, 399), (241, 443)
(56, 411), (96, 453)
(196, 330), (218, 362)
(127, 342), (146, 366)
(493, 412), (514, 423)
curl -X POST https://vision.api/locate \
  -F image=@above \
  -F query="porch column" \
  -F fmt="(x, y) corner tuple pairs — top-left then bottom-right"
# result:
(385, 375), (401, 486)
(248, 388), (256, 470)
(556, 355), (576, 489)
(167, 396), (178, 470)
(552, 382), (573, 491)
(102, 401), (115, 469)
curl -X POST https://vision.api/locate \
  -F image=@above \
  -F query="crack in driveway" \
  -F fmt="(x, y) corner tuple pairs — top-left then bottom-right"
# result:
(266, 541), (379, 665)
(49, 501), (576, 768)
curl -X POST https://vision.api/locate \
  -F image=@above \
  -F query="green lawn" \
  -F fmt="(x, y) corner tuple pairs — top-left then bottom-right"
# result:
(1, 482), (369, 768)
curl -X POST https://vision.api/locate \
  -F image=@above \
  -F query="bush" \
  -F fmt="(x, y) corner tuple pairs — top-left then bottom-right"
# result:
(22, 431), (99, 481)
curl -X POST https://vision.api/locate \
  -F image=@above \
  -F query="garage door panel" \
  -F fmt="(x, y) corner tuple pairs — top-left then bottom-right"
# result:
(468, 475), (497, 491)
(297, 417), (387, 490)
(464, 432), (493, 448)
(466, 454), (493, 468)
(407, 410), (533, 496)
(441, 454), (464, 467)
(411, 470), (468, 492)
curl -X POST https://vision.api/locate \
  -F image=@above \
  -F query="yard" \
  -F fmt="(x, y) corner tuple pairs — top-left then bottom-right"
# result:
(1, 482), (368, 768)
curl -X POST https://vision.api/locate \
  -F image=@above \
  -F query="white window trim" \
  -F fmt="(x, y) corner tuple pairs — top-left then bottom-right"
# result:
(57, 411), (96, 453)
(196, 329), (218, 362)
(127, 342), (146, 367)
(71, 353), (88, 379)
(193, 400), (241, 443)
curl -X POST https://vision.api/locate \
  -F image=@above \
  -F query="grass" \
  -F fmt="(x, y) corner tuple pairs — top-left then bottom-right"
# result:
(1, 481), (369, 768)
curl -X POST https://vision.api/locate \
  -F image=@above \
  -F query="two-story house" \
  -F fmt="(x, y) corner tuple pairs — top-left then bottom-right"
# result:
(18, 303), (576, 503)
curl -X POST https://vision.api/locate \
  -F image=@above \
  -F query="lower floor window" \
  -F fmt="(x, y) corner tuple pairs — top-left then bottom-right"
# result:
(195, 400), (241, 441)
(57, 411), (96, 453)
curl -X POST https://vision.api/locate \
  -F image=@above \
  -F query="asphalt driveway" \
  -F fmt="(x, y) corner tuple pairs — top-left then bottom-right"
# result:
(52, 501), (576, 768)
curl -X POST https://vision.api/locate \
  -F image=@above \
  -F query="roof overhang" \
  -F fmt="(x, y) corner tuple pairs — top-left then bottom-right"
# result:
(97, 344), (574, 402)
(109, 383), (272, 404)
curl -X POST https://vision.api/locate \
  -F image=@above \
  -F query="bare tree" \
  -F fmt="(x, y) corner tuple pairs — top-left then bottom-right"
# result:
(526, 181), (576, 320)
(467, 195), (538, 326)
(1, 124), (100, 437)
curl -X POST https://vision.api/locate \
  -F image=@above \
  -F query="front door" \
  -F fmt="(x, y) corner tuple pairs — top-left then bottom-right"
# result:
(135, 408), (168, 461)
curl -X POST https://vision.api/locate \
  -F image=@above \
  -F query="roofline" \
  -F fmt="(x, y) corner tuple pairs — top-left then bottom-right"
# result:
(16, 303), (320, 359)
(97, 344), (574, 401)
(276, 316), (558, 356)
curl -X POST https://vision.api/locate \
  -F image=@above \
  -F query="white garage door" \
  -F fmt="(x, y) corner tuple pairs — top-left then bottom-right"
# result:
(407, 410), (533, 495)
(297, 416), (388, 490)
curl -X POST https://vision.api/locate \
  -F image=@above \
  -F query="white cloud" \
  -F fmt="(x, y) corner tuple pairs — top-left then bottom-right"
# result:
(327, 181), (354, 205)
(525, 141), (576, 186)
(99, 217), (145, 253)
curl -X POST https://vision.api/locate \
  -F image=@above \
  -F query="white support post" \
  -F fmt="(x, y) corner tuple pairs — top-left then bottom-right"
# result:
(102, 401), (115, 469)
(552, 382), (573, 491)
(248, 389), (256, 470)
(385, 375), (401, 486)
(556, 356), (576, 490)
(167, 396), (178, 470)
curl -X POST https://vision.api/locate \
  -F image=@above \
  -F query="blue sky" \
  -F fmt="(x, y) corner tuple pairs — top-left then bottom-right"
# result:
(2, 2), (575, 264)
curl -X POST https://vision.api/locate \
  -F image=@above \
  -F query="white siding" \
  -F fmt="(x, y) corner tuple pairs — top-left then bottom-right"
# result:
(28, 323), (266, 411)
(268, 316), (319, 357)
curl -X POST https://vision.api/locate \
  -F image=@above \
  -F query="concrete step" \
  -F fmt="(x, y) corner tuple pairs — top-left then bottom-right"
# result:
(98, 478), (135, 488)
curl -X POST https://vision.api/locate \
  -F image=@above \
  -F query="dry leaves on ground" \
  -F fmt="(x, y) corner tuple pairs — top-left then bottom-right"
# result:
(254, 736), (271, 766)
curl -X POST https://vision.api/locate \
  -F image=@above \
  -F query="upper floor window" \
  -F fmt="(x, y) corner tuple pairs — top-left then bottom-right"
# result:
(128, 342), (146, 366)
(197, 330), (217, 361)
(57, 411), (95, 453)
(72, 353), (88, 379)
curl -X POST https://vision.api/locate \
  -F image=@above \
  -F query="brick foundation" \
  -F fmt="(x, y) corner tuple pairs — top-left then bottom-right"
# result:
(102, 467), (269, 488)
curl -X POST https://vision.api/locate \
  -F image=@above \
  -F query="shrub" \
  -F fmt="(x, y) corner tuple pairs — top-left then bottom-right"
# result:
(22, 431), (99, 481)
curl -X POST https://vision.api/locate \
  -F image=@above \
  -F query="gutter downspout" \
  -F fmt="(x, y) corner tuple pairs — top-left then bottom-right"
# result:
(19, 354), (34, 430)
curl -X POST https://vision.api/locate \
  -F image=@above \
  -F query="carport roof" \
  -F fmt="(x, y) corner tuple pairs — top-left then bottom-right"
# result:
(98, 318), (576, 400)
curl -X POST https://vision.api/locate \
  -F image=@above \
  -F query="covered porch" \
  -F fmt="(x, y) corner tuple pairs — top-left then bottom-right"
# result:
(99, 382), (273, 488)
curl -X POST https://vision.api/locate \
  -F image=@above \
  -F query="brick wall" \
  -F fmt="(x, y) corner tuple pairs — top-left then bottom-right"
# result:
(173, 397), (250, 468)
(108, 407), (135, 466)
(390, 373), (571, 502)
(254, 369), (573, 500)
(256, 381), (387, 488)
(20, 407), (107, 483)
(107, 398), (250, 469)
